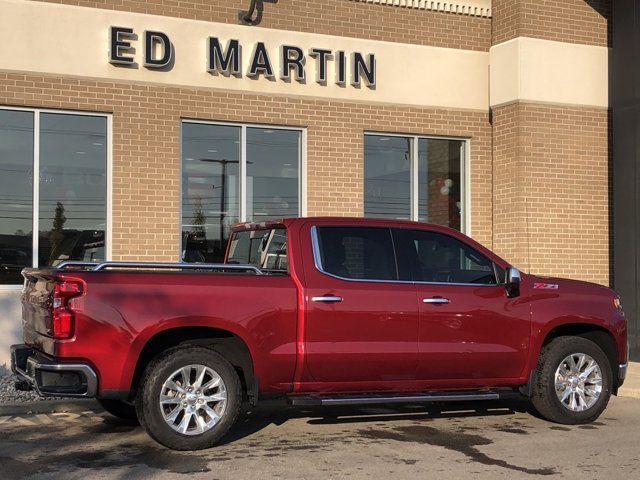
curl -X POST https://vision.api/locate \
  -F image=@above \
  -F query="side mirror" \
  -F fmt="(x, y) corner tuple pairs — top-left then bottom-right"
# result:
(505, 266), (521, 298)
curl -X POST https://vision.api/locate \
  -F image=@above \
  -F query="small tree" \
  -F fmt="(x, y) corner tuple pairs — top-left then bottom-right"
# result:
(192, 197), (206, 236)
(49, 202), (67, 265)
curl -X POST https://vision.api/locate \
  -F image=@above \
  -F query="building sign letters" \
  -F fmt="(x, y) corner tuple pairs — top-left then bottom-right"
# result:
(109, 26), (377, 88)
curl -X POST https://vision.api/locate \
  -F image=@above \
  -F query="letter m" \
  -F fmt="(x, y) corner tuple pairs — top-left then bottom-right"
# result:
(208, 38), (241, 76)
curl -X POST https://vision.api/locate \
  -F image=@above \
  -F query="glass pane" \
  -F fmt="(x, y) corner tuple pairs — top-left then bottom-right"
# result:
(395, 229), (496, 285)
(227, 228), (288, 271)
(39, 114), (107, 267)
(364, 135), (411, 219)
(0, 110), (33, 284)
(317, 227), (397, 280)
(182, 123), (240, 263)
(418, 138), (463, 230)
(246, 127), (300, 221)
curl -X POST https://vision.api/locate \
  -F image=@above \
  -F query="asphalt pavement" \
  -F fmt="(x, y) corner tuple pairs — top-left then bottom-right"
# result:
(1, 395), (638, 480)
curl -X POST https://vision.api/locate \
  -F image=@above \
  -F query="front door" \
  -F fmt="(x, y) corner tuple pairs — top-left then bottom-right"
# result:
(393, 228), (530, 382)
(301, 224), (419, 390)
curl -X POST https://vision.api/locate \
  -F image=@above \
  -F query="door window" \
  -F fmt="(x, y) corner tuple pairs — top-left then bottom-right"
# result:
(315, 227), (398, 281)
(394, 229), (497, 285)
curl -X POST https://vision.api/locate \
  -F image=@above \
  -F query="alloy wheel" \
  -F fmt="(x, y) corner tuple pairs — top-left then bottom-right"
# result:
(554, 353), (603, 412)
(159, 364), (228, 435)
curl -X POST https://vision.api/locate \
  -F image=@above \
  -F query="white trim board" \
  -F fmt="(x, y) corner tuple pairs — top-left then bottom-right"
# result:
(490, 37), (609, 109)
(0, 0), (489, 112)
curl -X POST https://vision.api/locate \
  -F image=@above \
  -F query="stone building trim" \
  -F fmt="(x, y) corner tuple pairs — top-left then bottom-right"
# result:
(349, 0), (492, 18)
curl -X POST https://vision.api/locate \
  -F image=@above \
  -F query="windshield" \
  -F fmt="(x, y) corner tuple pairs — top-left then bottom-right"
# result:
(227, 228), (288, 272)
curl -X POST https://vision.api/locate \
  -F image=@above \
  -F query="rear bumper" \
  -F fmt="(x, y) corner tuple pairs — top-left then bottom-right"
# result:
(10, 344), (98, 398)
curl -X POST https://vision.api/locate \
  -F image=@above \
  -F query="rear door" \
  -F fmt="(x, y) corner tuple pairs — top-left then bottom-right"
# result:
(301, 224), (419, 389)
(393, 228), (530, 382)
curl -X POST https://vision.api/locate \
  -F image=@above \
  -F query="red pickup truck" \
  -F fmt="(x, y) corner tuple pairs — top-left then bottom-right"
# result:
(11, 217), (628, 450)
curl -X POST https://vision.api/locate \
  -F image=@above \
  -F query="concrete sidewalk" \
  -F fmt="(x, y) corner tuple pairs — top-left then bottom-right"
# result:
(619, 361), (640, 398)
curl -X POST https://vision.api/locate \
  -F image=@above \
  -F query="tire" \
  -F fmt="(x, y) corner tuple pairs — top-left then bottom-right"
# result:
(136, 346), (241, 451)
(531, 336), (612, 424)
(97, 399), (138, 421)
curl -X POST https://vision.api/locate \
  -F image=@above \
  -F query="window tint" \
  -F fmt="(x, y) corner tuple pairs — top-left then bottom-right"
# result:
(246, 127), (300, 221)
(0, 110), (33, 284)
(181, 123), (240, 263)
(394, 229), (496, 285)
(0, 109), (108, 283)
(227, 228), (288, 271)
(181, 122), (303, 264)
(39, 113), (107, 267)
(364, 135), (411, 219)
(316, 227), (398, 281)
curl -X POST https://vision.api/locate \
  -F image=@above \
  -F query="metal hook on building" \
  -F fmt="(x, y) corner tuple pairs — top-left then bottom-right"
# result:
(240, 0), (261, 25)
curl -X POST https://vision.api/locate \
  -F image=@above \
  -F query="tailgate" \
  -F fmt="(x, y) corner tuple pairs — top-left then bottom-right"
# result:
(21, 268), (56, 338)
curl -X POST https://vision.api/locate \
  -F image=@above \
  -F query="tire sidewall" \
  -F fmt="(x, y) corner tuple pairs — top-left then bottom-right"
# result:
(136, 347), (241, 450)
(536, 337), (612, 424)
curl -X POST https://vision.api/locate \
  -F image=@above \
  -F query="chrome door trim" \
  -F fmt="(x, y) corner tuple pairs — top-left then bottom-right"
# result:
(311, 296), (343, 303)
(422, 298), (450, 304)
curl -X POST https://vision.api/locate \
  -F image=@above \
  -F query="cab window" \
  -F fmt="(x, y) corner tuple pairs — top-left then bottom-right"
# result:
(227, 228), (288, 272)
(394, 229), (497, 285)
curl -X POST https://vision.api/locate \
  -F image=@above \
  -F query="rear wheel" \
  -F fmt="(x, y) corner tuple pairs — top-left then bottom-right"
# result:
(97, 399), (138, 421)
(531, 336), (612, 424)
(136, 346), (241, 450)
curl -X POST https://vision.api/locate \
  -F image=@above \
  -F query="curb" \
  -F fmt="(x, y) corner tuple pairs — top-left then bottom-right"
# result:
(0, 399), (101, 416)
(618, 388), (640, 399)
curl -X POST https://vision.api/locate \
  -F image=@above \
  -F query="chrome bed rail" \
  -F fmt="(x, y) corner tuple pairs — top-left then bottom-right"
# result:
(56, 261), (264, 275)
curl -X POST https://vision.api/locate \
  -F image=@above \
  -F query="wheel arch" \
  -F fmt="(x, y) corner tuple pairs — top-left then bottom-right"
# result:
(523, 321), (620, 396)
(128, 326), (257, 403)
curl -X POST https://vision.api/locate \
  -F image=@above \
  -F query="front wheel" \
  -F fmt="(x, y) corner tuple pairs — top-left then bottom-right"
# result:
(531, 336), (612, 424)
(136, 346), (241, 450)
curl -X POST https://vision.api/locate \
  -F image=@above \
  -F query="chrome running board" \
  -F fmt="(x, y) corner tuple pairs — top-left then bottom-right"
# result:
(288, 391), (500, 407)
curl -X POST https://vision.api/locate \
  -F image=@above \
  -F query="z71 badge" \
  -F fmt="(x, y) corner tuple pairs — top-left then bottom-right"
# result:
(533, 283), (559, 290)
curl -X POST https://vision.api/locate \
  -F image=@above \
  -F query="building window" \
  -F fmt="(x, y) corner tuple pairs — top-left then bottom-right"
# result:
(181, 121), (303, 263)
(364, 134), (466, 231)
(0, 108), (108, 285)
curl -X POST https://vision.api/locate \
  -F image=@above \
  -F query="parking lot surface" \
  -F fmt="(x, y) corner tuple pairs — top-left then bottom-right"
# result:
(0, 397), (638, 480)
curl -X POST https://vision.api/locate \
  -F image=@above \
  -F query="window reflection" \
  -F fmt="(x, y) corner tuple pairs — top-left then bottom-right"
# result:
(418, 139), (462, 230)
(246, 128), (300, 221)
(364, 134), (465, 230)
(364, 135), (411, 219)
(0, 110), (33, 284)
(181, 123), (240, 263)
(38, 114), (107, 266)
(181, 122), (302, 264)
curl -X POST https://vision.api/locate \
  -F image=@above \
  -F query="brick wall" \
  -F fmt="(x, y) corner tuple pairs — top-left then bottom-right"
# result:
(492, 102), (610, 285)
(38, 0), (491, 51)
(0, 72), (492, 261)
(492, 0), (611, 47)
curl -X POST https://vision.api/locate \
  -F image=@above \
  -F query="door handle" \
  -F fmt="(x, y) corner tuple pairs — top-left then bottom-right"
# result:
(423, 297), (450, 304)
(312, 296), (343, 303)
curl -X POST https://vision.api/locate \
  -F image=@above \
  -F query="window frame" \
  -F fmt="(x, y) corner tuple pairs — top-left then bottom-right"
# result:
(311, 225), (501, 287)
(179, 119), (307, 260)
(0, 106), (112, 289)
(364, 132), (470, 234)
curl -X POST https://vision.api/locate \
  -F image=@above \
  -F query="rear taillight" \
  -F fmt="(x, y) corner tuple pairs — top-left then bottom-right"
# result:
(52, 280), (84, 339)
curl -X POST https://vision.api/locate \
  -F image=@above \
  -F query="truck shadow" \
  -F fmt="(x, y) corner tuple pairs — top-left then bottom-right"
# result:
(0, 399), (571, 478)
(220, 398), (533, 445)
